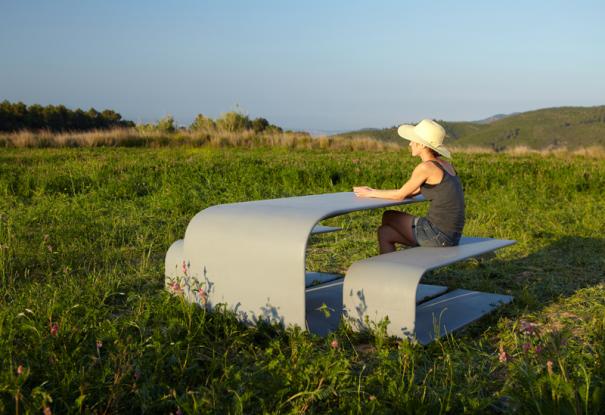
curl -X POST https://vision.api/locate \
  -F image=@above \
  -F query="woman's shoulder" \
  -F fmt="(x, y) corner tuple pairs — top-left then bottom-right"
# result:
(414, 160), (437, 173)
(432, 158), (457, 176)
(415, 159), (456, 177)
(419, 159), (445, 172)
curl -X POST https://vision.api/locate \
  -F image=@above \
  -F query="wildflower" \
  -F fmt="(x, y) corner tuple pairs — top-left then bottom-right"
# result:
(546, 360), (554, 375)
(47, 244), (53, 252)
(519, 320), (537, 335)
(535, 344), (543, 354)
(197, 287), (207, 304)
(498, 344), (508, 363)
(176, 407), (183, 415)
(182, 260), (188, 275)
(50, 322), (59, 337)
(170, 282), (183, 295)
(17, 365), (23, 375)
(43, 406), (52, 415)
(369, 395), (376, 401)
(522, 343), (531, 353)
(331, 339), (339, 349)
(96, 340), (103, 350)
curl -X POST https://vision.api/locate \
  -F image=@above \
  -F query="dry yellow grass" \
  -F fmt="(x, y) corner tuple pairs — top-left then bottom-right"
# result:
(450, 144), (605, 159)
(0, 129), (403, 152)
(1, 129), (603, 157)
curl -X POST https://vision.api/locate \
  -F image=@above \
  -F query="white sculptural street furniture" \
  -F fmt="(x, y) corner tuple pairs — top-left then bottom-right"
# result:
(166, 191), (514, 343)
(165, 192), (424, 327)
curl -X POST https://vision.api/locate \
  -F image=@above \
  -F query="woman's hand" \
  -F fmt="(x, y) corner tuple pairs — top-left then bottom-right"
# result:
(353, 186), (374, 198)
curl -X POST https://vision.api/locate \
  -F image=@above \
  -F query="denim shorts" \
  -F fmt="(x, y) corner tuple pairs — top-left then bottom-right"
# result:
(412, 217), (459, 247)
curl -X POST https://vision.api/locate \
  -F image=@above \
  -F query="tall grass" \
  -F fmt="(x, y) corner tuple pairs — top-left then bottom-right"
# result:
(0, 128), (402, 152)
(2, 128), (604, 158)
(450, 144), (605, 159)
(0, 147), (604, 413)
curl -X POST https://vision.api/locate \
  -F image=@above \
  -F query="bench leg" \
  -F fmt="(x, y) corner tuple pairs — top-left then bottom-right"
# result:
(165, 239), (185, 282)
(342, 259), (513, 343)
(343, 260), (423, 339)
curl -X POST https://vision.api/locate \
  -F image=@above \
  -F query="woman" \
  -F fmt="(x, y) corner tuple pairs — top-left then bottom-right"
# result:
(353, 119), (464, 254)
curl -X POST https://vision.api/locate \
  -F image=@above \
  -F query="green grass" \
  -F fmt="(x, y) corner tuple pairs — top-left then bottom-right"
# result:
(1, 147), (604, 413)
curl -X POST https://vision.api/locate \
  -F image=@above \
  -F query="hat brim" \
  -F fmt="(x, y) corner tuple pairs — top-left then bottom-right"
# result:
(397, 124), (451, 158)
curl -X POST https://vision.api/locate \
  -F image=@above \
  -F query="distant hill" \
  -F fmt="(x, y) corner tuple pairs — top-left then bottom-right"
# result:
(334, 106), (605, 150)
(473, 113), (518, 124)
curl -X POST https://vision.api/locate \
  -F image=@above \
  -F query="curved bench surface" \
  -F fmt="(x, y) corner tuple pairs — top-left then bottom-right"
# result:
(343, 237), (515, 341)
(166, 192), (425, 329)
(354, 237), (515, 271)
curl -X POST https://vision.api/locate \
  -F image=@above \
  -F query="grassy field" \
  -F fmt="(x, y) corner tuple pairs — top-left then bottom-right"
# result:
(1, 147), (604, 413)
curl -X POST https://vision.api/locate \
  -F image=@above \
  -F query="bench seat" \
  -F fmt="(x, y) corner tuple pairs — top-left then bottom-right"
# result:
(341, 237), (515, 344)
(310, 225), (342, 235)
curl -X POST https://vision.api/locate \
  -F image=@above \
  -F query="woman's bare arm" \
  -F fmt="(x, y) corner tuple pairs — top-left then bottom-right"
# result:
(354, 163), (430, 200)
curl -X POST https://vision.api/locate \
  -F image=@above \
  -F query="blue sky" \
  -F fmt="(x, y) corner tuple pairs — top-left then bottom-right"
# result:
(1, 0), (604, 132)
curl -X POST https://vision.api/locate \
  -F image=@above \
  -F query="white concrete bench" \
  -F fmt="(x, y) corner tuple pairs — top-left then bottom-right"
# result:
(165, 192), (426, 330)
(311, 225), (341, 235)
(341, 237), (515, 344)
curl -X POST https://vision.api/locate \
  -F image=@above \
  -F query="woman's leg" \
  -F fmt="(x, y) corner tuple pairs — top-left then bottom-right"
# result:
(378, 210), (417, 253)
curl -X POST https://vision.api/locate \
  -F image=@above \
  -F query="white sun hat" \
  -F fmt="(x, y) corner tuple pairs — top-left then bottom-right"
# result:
(397, 119), (451, 158)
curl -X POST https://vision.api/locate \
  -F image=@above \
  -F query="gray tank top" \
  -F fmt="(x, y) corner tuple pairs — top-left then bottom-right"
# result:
(420, 160), (465, 239)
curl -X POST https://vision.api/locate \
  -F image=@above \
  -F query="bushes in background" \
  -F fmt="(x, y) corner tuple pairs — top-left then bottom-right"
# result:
(191, 111), (283, 134)
(0, 100), (134, 132)
(0, 100), (285, 137)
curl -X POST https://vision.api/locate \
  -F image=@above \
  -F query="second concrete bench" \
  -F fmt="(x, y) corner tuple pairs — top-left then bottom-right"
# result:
(341, 237), (515, 344)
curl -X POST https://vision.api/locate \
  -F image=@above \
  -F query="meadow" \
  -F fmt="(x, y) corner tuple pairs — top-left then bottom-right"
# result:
(1, 146), (604, 413)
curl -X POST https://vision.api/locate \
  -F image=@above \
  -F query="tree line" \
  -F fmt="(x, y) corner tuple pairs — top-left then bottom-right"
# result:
(0, 100), (285, 135)
(0, 100), (135, 132)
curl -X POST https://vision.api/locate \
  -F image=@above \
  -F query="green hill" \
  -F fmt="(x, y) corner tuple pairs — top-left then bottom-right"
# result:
(335, 106), (605, 150)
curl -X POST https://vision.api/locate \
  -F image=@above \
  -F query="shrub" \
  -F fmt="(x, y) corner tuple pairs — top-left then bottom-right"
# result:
(190, 114), (216, 131)
(216, 111), (251, 132)
(251, 117), (270, 133)
(157, 116), (176, 133)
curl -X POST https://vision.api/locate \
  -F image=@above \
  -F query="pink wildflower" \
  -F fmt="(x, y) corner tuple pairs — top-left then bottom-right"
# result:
(546, 360), (554, 375)
(535, 344), (543, 354)
(170, 282), (183, 295)
(331, 339), (339, 349)
(182, 260), (187, 275)
(519, 320), (537, 335)
(17, 365), (23, 375)
(96, 340), (103, 350)
(522, 343), (531, 353)
(498, 344), (508, 363)
(197, 287), (207, 304)
(50, 322), (59, 337)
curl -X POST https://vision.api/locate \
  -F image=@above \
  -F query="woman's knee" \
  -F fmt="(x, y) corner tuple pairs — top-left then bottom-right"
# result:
(378, 224), (397, 242)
